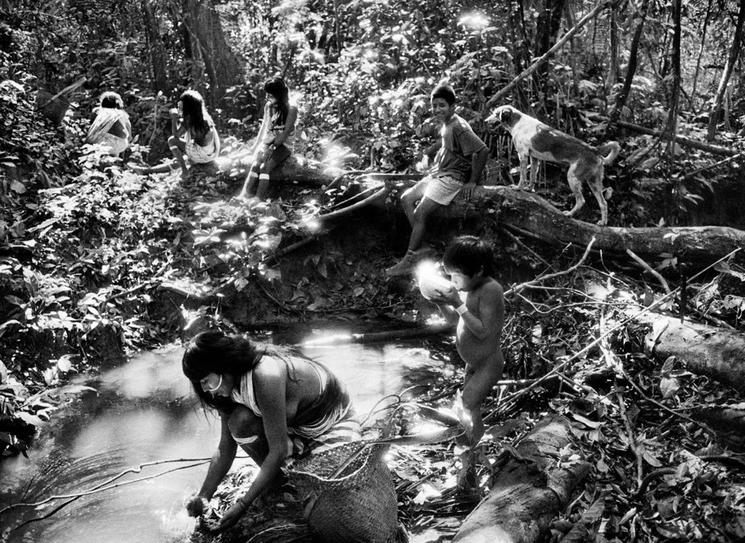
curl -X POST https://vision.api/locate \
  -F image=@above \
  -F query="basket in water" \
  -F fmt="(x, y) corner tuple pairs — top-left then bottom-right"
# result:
(288, 441), (403, 543)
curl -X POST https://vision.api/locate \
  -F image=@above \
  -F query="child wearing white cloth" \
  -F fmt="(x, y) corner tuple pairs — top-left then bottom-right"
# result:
(86, 91), (131, 156)
(167, 89), (220, 178)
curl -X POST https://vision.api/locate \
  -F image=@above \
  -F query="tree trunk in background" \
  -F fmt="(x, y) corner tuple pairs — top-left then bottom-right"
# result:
(606, 2), (618, 93)
(691, 0), (714, 113)
(707, 0), (745, 141)
(610, 0), (649, 124)
(508, 0), (532, 105)
(533, 0), (567, 85)
(141, 0), (168, 92)
(664, 0), (682, 155)
(182, 0), (240, 105)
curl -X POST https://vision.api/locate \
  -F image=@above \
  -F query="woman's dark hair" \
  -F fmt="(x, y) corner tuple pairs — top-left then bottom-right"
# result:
(99, 91), (123, 109)
(431, 84), (456, 106)
(182, 331), (262, 411)
(264, 77), (290, 125)
(443, 235), (495, 277)
(180, 89), (212, 139)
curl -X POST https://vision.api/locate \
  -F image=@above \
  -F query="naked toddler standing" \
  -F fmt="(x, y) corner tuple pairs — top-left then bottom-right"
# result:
(424, 235), (504, 445)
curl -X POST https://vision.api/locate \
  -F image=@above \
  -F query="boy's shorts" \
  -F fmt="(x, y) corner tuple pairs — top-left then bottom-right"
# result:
(422, 172), (464, 205)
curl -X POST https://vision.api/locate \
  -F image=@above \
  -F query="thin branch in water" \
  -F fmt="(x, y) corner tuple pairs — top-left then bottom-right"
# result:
(1, 456), (249, 515)
(8, 461), (208, 532)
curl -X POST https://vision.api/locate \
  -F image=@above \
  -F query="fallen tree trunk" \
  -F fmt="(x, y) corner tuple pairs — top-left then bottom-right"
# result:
(643, 314), (745, 393)
(453, 416), (590, 543)
(691, 403), (745, 451)
(225, 167), (745, 266)
(375, 183), (745, 265)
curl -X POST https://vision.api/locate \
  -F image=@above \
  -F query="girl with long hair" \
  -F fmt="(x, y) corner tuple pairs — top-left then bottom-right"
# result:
(167, 89), (221, 177)
(181, 331), (360, 531)
(238, 77), (298, 200)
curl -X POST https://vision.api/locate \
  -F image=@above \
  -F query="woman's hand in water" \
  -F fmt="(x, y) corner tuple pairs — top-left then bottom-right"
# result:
(185, 494), (208, 517)
(216, 498), (249, 531)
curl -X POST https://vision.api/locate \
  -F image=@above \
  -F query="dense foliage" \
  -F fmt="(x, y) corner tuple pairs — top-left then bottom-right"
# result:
(3, 0), (745, 541)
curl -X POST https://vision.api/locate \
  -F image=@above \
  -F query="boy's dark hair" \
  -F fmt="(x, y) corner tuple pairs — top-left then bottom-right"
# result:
(99, 91), (123, 109)
(431, 84), (456, 106)
(443, 235), (494, 277)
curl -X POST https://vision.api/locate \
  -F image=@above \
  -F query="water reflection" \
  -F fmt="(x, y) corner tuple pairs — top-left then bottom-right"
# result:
(0, 334), (454, 543)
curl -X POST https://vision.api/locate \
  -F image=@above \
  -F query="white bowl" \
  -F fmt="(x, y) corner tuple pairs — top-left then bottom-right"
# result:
(417, 264), (453, 300)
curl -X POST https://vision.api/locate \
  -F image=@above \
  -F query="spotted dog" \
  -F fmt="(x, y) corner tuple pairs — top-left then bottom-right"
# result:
(487, 105), (620, 226)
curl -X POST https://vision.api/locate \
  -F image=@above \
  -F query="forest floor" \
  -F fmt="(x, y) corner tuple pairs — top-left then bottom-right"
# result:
(2, 150), (745, 542)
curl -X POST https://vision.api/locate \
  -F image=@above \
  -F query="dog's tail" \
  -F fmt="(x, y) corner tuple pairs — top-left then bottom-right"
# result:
(598, 141), (621, 165)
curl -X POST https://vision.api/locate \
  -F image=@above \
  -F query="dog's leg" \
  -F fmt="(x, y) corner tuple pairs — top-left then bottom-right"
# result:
(563, 164), (585, 219)
(517, 153), (529, 189)
(588, 170), (608, 226)
(528, 154), (539, 191)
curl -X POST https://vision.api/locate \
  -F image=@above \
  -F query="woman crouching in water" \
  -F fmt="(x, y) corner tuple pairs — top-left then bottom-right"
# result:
(182, 331), (360, 531)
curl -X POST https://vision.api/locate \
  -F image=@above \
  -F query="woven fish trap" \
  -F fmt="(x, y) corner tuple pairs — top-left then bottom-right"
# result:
(288, 441), (401, 543)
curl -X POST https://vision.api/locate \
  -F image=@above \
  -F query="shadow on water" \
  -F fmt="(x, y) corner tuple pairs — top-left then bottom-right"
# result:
(0, 326), (457, 543)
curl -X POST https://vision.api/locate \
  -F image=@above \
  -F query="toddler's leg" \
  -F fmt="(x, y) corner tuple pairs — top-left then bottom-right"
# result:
(461, 360), (501, 446)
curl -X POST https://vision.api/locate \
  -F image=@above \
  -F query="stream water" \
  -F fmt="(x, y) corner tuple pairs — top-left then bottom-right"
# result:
(0, 327), (455, 543)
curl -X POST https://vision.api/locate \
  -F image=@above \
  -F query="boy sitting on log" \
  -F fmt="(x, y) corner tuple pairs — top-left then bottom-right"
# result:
(385, 84), (489, 277)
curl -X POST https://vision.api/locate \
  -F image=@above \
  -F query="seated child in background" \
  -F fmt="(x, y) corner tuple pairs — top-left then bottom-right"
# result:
(385, 84), (489, 277)
(239, 77), (298, 201)
(86, 91), (131, 156)
(422, 235), (504, 446)
(168, 89), (221, 178)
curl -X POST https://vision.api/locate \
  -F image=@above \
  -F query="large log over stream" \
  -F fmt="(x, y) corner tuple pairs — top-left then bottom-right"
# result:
(443, 186), (745, 263)
(262, 165), (745, 265)
(453, 416), (589, 543)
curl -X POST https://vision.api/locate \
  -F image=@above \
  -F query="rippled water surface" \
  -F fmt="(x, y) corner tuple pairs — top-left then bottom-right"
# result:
(0, 330), (452, 543)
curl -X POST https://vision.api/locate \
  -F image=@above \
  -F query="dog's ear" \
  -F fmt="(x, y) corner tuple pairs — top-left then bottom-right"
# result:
(500, 107), (512, 124)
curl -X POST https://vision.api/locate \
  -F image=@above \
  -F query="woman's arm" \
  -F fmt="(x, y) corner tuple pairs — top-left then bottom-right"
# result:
(273, 105), (297, 146)
(187, 415), (237, 516)
(217, 359), (289, 530)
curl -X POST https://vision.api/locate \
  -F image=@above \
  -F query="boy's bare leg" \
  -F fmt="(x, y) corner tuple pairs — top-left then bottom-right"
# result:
(408, 197), (440, 253)
(385, 182), (435, 276)
(400, 178), (428, 227)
